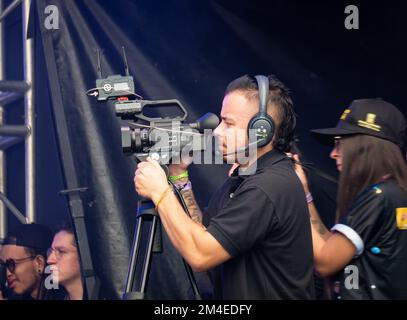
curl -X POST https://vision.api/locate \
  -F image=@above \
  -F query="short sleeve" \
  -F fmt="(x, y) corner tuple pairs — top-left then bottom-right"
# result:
(331, 188), (385, 257)
(207, 186), (275, 257)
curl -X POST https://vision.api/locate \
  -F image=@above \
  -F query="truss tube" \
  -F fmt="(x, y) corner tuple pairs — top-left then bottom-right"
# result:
(0, 0), (7, 239)
(23, 0), (35, 223)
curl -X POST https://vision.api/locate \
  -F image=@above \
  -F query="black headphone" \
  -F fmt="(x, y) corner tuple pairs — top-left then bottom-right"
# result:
(247, 75), (275, 148)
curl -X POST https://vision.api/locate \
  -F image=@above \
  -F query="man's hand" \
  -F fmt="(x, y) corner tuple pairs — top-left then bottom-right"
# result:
(134, 158), (169, 202)
(0, 290), (6, 300)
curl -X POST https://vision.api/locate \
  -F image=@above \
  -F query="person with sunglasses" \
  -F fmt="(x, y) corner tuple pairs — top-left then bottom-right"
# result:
(47, 223), (83, 300)
(0, 223), (54, 300)
(294, 98), (407, 299)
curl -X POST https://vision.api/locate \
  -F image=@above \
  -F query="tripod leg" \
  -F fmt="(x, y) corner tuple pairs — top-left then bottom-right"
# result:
(123, 200), (157, 300)
(183, 261), (202, 300)
(123, 197), (202, 300)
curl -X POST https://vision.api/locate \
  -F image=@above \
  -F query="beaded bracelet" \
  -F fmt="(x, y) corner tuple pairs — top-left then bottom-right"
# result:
(306, 192), (313, 204)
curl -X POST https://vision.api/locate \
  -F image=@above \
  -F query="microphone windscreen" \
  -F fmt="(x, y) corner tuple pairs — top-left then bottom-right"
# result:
(195, 113), (220, 132)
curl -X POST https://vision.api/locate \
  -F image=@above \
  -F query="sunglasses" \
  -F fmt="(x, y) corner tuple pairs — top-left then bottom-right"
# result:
(0, 256), (35, 273)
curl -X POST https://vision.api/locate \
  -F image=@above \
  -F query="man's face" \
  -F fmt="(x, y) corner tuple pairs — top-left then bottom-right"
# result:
(213, 91), (257, 164)
(0, 245), (40, 296)
(47, 231), (80, 287)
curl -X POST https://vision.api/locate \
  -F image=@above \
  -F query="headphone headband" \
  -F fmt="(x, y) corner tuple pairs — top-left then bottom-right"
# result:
(247, 75), (275, 148)
(254, 75), (269, 116)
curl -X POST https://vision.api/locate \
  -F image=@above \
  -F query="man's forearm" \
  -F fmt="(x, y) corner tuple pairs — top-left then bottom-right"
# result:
(180, 187), (203, 224)
(152, 189), (229, 272)
(154, 190), (206, 263)
(174, 177), (203, 224)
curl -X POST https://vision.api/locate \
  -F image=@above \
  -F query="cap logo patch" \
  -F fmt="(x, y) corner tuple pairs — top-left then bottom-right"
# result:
(340, 109), (351, 120)
(358, 113), (381, 132)
(396, 207), (407, 230)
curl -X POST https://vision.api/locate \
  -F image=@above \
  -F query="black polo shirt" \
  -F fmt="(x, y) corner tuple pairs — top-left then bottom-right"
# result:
(204, 149), (315, 299)
(332, 179), (407, 299)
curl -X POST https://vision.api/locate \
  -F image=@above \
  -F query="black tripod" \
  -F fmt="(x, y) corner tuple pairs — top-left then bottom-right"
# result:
(122, 185), (202, 300)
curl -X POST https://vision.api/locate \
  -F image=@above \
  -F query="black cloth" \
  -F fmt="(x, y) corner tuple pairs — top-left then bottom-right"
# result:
(204, 149), (315, 299)
(335, 179), (407, 299)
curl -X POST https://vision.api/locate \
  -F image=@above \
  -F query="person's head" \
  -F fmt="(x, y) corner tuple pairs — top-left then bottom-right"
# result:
(214, 74), (296, 164)
(0, 223), (53, 299)
(312, 98), (407, 219)
(47, 223), (81, 290)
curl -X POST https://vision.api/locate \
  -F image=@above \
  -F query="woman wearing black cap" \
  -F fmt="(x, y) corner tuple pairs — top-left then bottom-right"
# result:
(294, 98), (407, 299)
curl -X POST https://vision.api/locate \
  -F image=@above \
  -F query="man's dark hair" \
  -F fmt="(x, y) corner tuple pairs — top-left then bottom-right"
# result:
(56, 220), (77, 248)
(225, 74), (296, 152)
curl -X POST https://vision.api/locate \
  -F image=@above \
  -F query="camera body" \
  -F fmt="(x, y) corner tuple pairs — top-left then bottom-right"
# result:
(88, 52), (219, 163)
(115, 98), (217, 163)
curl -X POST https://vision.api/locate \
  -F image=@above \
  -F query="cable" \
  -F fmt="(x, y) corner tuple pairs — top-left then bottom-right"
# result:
(168, 180), (192, 219)
(127, 122), (205, 136)
(85, 87), (143, 99)
(289, 158), (338, 205)
(167, 179), (202, 299)
(292, 159), (338, 185)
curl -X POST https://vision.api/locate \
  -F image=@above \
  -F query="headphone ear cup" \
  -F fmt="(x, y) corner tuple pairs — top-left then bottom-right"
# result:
(248, 114), (275, 148)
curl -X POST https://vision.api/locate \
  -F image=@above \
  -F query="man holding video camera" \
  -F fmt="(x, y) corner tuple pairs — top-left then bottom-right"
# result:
(134, 74), (315, 299)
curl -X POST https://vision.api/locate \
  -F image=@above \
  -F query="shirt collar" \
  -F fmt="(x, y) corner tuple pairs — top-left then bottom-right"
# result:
(230, 149), (289, 179)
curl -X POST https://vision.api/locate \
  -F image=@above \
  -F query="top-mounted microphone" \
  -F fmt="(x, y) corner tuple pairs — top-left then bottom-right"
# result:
(189, 113), (219, 132)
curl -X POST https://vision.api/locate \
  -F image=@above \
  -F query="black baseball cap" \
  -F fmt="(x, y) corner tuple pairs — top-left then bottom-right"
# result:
(2, 223), (53, 252)
(311, 98), (407, 148)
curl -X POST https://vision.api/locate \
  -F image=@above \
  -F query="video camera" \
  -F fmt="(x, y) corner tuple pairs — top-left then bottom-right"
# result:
(87, 48), (219, 164)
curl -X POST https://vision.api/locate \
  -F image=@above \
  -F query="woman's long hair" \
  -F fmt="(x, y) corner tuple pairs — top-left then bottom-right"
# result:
(337, 135), (407, 221)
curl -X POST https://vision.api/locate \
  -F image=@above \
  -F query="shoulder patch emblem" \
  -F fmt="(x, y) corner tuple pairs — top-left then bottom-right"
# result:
(396, 207), (407, 230)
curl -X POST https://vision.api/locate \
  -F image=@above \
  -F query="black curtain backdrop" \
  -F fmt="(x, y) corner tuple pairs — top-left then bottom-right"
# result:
(4, 0), (405, 299)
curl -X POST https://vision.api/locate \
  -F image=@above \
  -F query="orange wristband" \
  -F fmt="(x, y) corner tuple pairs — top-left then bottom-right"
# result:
(155, 185), (172, 211)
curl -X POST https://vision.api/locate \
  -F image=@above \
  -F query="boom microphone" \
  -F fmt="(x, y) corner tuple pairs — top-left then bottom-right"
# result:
(216, 139), (265, 156)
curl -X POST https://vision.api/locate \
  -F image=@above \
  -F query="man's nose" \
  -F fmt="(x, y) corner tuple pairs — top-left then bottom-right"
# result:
(213, 123), (224, 137)
(47, 252), (57, 265)
(213, 125), (220, 137)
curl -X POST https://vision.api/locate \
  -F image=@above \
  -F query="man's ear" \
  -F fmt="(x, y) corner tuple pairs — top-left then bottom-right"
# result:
(34, 255), (46, 273)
